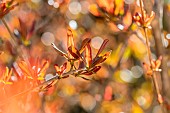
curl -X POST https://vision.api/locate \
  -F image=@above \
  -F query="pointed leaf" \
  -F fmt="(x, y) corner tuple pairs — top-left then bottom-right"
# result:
(18, 61), (33, 79)
(145, 11), (155, 27)
(155, 56), (162, 69)
(19, 18), (27, 39)
(54, 64), (61, 74)
(92, 50), (112, 67)
(67, 28), (74, 48)
(60, 62), (67, 74)
(79, 76), (91, 81)
(5, 67), (13, 82)
(95, 39), (109, 57)
(85, 43), (92, 67)
(38, 60), (49, 80)
(79, 38), (91, 53)
(26, 20), (36, 40)
(89, 4), (102, 16)
(68, 46), (82, 60)
(81, 66), (101, 75)
(39, 60), (49, 74)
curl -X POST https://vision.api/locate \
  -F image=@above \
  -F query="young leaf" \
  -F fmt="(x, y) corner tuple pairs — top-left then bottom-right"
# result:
(19, 18), (27, 39)
(95, 39), (109, 57)
(26, 20), (36, 40)
(54, 64), (61, 75)
(54, 62), (67, 75)
(38, 60), (49, 80)
(81, 66), (101, 75)
(85, 43), (92, 68)
(92, 50), (112, 67)
(79, 38), (91, 53)
(67, 28), (74, 48)
(60, 62), (67, 74)
(68, 46), (82, 60)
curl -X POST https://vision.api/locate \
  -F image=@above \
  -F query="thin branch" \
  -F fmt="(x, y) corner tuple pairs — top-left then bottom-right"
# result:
(1, 18), (17, 48)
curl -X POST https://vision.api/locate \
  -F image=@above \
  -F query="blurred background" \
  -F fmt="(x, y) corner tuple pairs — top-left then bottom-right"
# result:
(0, 0), (170, 113)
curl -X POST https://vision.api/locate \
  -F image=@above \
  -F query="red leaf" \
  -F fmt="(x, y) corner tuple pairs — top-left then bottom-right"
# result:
(19, 18), (27, 39)
(79, 38), (91, 53)
(92, 50), (111, 67)
(68, 46), (82, 60)
(95, 39), (109, 58)
(79, 76), (91, 81)
(54, 62), (67, 75)
(85, 43), (92, 68)
(54, 64), (61, 75)
(81, 66), (101, 75)
(60, 62), (67, 74)
(26, 20), (36, 40)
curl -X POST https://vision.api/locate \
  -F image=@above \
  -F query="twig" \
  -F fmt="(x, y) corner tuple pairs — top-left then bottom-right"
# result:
(139, 0), (165, 112)
(1, 18), (17, 48)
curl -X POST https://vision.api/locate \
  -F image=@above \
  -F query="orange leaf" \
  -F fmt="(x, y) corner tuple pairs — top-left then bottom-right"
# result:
(19, 18), (27, 39)
(114, 0), (124, 15)
(38, 60), (49, 80)
(54, 64), (61, 75)
(95, 39), (109, 57)
(81, 66), (101, 75)
(60, 62), (67, 74)
(67, 28), (74, 48)
(26, 20), (35, 40)
(92, 50), (112, 67)
(54, 62), (67, 75)
(68, 46), (82, 60)
(18, 61), (33, 79)
(89, 4), (102, 16)
(79, 38), (91, 53)
(96, 0), (114, 14)
(85, 43), (92, 68)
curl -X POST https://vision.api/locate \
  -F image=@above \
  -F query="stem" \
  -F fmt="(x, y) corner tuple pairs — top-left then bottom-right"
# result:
(144, 28), (152, 63)
(139, 0), (145, 21)
(1, 18), (17, 48)
(143, 27), (163, 106)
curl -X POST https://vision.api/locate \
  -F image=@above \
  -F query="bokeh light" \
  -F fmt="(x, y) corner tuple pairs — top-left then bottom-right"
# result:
(120, 69), (134, 83)
(80, 93), (96, 111)
(53, 2), (59, 8)
(91, 36), (103, 49)
(69, 20), (78, 30)
(80, 1), (90, 14)
(41, 32), (55, 46)
(48, 0), (54, 5)
(69, 1), (82, 15)
(131, 65), (143, 78)
(137, 96), (147, 107)
(166, 33), (170, 39)
(117, 24), (124, 30)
